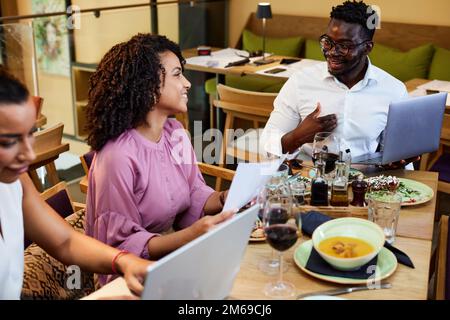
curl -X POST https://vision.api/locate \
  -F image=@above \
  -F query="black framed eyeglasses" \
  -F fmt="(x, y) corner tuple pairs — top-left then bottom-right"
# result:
(319, 34), (370, 56)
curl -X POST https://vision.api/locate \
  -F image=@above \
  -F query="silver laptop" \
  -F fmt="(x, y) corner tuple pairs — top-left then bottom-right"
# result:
(353, 92), (447, 165)
(141, 205), (258, 300)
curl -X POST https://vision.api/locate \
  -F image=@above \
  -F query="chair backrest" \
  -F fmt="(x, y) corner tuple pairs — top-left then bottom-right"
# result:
(214, 84), (277, 122)
(33, 123), (69, 163)
(28, 123), (70, 191)
(32, 96), (47, 129)
(80, 150), (95, 175)
(436, 214), (449, 300)
(32, 96), (43, 116)
(419, 114), (450, 171)
(24, 182), (76, 248)
(40, 181), (75, 218)
(198, 162), (235, 191)
(441, 114), (450, 143)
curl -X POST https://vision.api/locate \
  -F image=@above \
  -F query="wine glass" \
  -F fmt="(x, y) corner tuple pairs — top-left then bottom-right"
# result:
(263, 194), (298, 299)
(312, 132), (340, 182)
(290, 179), (305, 241)
(257, 183), (289, 275)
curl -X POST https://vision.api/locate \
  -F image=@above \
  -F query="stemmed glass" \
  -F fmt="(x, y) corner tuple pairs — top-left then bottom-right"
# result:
(312, 132), (340, 182)
(263, 194), (299, 298)
(257, 164), (290, 275)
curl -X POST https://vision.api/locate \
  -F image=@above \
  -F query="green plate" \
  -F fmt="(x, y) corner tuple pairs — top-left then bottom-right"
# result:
(293, 240), (398, 285)
(396, 178), (434, 206)
(365, 177), (434, 206)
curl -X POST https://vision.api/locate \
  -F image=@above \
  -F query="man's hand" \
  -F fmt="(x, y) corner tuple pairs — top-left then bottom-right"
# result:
(281, 103), (337, 153)
(382, 156), (421, 170)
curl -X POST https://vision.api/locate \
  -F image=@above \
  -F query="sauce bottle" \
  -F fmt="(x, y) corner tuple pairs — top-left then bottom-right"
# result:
(310, 155), (329, 206)
(331, 152), (349, 206)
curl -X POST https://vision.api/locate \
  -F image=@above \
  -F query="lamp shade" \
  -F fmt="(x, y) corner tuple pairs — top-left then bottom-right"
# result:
(256, 3), (272, 19)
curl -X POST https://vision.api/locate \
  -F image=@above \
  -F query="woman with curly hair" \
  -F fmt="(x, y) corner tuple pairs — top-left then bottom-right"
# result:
(85, 34), (232, 285)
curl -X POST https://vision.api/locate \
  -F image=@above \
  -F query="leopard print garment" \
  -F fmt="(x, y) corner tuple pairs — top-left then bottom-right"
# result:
(21, 209), (96, 300)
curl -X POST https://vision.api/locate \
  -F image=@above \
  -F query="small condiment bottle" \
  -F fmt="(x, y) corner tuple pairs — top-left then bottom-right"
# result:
(310, 155), (329, 206)
(331, 152), (349, 207)
(350, 175), (368, 207)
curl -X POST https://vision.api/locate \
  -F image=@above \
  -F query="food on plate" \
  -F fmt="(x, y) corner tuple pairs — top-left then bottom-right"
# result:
(251, 228), (265, 239)
(348, 168), (364, 182)
(366, 175), (399, 192)
(366, 176), (424, 204)
(318, 236), (374, 258)
(396, 181), (422, 203)
(251, 219), (265, 239)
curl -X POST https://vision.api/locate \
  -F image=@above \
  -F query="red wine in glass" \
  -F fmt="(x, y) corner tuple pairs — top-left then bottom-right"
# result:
(265, 224), (298, 251)
(266, 207), (289, 225)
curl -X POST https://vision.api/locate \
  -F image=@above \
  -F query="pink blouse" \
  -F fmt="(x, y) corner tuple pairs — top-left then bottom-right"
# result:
(85, 119), (214, 285)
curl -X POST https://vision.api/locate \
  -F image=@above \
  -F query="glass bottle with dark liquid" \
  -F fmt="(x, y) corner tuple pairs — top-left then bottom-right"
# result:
(330, 153), (349, 206)
(351, 175), (368, 207)
(310, 156), (329, 206)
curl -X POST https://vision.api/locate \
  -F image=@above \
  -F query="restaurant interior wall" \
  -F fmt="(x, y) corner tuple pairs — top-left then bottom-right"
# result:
(229, 0), (450, 48)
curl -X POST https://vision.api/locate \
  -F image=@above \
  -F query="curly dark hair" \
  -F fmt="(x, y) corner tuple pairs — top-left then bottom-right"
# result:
(330, 1), (378, 40)
(0, 66), (29, 106)
(86, 33), (185, 151)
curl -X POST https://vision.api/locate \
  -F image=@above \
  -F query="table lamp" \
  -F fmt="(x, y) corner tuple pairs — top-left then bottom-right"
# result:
(254, 2), (274, 65)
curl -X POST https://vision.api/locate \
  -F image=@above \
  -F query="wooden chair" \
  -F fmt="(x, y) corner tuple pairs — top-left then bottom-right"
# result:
(80, 150), (95, 176)
(79, 151), (95, 194)
(213, 84), (277, 189)
(24, 181), (85, 249)
(420, 114), (450, 195)
(433, 214), (449, 300)
(40, 181), (86, 216)
(32, 96), (47, 129)
(198, 162), (235, 191)
(28, 123), (70, 192)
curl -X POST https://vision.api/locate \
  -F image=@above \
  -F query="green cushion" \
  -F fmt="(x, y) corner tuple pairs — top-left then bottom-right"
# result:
(304, 39), (326, 61)
(242, 29), (304, 57)
(205, 78), (217, 95)
(428, 46), (450, 81)
(225, 75), (284, 92)
(204, 75), (285, 95)
(369, 43), (435, 81)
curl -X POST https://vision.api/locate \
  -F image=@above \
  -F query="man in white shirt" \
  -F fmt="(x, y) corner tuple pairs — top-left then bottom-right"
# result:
(260, 1), (417, 168)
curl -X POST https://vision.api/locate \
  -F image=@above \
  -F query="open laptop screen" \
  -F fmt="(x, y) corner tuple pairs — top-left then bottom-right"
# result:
(141, 206), (258, 300)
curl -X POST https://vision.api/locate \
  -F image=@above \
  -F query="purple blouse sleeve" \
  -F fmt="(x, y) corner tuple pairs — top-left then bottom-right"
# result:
(171, 124), (215, 230)
(88, 152), (157, 260)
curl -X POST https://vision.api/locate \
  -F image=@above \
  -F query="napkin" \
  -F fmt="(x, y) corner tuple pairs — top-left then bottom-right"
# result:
(301, 211), (415, 269)
(306, 247), (378, 279)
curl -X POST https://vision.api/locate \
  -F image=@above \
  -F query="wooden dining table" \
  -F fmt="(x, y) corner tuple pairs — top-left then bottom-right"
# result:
(82, 169), (438, 300)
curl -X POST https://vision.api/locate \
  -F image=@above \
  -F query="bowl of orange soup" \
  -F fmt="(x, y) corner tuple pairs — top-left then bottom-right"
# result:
(312, 218), (385, 271)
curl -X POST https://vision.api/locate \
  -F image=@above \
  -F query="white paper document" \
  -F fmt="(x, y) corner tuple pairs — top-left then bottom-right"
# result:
(186, 48), (262, 69)
(417, 80), (450, 93)
(223, 157), (286, 211)
(409, 88), (450, 106)
(254, 58), (322, 78)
